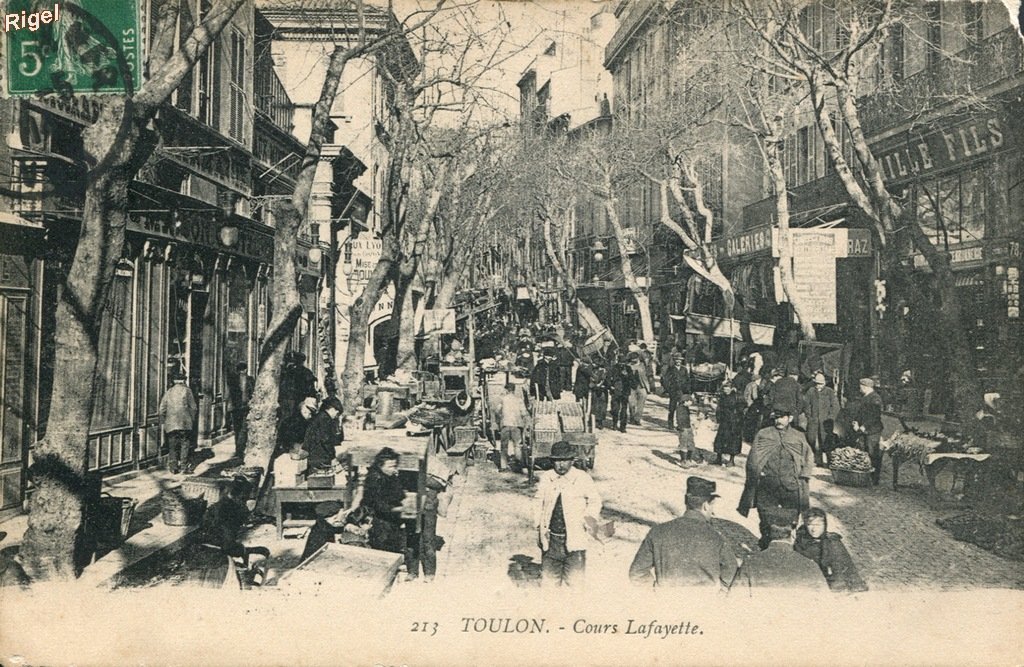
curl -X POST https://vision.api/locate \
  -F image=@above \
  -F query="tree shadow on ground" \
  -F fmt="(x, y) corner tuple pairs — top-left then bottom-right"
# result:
(651, 450), (683, 468)
(601, 505), (657, 530)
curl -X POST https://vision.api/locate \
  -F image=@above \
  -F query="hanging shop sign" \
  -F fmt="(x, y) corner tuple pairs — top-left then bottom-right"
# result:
(911, 239), (1020, 271)
(5, 0), (142, 97)
(712, 225), (871, 262)
(773, 229), (846, 324)
(418, 308), (456, 335)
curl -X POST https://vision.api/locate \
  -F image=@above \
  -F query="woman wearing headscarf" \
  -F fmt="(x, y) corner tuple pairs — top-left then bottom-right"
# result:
(794, 508), (868, 593)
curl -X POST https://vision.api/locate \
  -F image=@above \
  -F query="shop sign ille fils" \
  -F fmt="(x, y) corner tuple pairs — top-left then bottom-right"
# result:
(4, 0), (141, 96)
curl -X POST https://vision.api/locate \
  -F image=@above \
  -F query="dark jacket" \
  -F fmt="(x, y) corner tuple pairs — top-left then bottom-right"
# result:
(771, 376), (803, 415)
(302, 410), (342, 470)
(609, 363), (637, 398)
(360, 466), (408, 554)
(277, 411), (311, 452)
(662, 364), (689, 397)
(531, 358), (563, 400)
(196, 495), (249, 557)
(738, 425), (814, 516)
(573, 363), (592, 400)
(854, 391), (884, 435)
(629, 510), (738, 588)
(802, 385), (839, 447)
(736, 541), (829, 593)
(794, 527), (869, 593)
(713, 390), (745, 455)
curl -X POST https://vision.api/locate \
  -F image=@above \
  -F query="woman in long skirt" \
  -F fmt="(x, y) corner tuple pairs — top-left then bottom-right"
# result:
(714, 382), (745, 465)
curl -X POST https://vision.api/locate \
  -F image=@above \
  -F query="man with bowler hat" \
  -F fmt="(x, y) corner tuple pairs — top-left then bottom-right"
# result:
(629, 477), (739, 588)
(533, 441), (602, 587)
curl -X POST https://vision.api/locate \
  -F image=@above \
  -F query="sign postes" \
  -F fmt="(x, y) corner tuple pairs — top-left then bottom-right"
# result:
(5, 0), (141, 97)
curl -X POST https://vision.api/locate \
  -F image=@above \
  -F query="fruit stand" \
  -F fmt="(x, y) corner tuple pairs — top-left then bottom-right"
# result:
(884, 429), (990, 493)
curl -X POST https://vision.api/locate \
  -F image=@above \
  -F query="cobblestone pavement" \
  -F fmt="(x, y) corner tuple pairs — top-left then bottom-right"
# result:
(439, 394), (1024, 591)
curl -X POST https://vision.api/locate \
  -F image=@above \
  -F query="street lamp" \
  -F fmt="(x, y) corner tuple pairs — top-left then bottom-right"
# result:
(592, 238), (607, 262)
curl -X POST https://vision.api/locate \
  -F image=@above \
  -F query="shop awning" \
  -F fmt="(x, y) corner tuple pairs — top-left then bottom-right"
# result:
(670, 312), (775, 346)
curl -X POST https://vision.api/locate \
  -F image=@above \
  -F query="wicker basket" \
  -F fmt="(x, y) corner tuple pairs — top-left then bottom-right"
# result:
(830, 467), (874, 488)
(454, 426), (477, 446)
(161, 491), (206, 526)
(86, 494), (137, 545)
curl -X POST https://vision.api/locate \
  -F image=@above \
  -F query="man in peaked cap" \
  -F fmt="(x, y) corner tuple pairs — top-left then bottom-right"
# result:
(629, 476), (739, 588)
(534, 441), (602, 587)
(851, 377), (884, 486)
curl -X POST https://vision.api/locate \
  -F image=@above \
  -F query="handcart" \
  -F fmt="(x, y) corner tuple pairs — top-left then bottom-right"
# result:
(524, 398), (597, 482)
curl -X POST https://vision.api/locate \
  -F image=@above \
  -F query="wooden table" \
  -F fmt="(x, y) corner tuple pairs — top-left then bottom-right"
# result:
(277, 543), (404, 597)
(273, 479), (354, 539)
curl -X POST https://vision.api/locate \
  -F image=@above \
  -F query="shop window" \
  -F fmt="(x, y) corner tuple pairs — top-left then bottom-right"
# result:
(91, 264), (135, 430)
(916, 168), (987, 248)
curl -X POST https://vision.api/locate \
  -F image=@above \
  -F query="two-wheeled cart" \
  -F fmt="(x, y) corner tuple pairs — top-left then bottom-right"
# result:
(524, 397), (597, 483)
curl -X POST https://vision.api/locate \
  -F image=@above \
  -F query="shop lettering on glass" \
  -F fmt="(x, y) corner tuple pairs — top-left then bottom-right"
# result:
(877, 116), (1006, 183)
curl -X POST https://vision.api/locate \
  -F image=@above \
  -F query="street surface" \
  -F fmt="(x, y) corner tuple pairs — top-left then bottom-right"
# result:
(436, 394), (1024, 591)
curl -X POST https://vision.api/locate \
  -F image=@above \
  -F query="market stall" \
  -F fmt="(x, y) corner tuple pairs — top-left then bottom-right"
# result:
(884, 429), (991, 493)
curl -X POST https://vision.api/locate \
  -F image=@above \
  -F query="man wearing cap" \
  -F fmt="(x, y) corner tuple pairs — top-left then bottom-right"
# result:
(735, 506), (828, 592)
(852, 378), (884, 485)
(159, 368), (197, 474)
(739, 410), (814, 549)
(628, 477), (739, 588)
(531, 348), (562, 401)
(534, 441), (602, 587)
(802, 371), (839, 468)
(302, 396), (344, 471)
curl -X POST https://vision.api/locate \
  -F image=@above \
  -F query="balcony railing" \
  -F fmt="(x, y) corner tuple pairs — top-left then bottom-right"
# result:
(255, 65), (294, 135)
(859, 28), (1023, 134)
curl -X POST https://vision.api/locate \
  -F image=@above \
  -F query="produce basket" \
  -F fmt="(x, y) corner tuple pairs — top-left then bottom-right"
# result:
(86, 494), (137, 545)
(161, 490), (206, 526)
(830, 467), (874, 488)
(453, 425), (477, 446)
(533, 429), (561, 445)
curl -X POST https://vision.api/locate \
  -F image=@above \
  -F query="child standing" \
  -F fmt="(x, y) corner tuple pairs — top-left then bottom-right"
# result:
(675, 393), (697, 467)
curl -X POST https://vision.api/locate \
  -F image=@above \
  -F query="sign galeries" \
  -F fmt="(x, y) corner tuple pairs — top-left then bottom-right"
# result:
(4, 0), (141, 96)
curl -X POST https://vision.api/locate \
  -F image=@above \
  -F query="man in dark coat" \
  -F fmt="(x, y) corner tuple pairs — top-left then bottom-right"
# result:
(661, 355), (689, 425)
(802, 371), (839, 468)
(629, 477), (739, 588)
(608, 355), (635, 432)
(573, 360), (593, 414)
(555, 344), (575, 394)
(738, 410), (814, 549)
(851, 377), (885, 485)
(302, 396), (344, 470)
(735, 506), (828, 593)
(770, 361), (803, 416)
(531, 350), (562, 401)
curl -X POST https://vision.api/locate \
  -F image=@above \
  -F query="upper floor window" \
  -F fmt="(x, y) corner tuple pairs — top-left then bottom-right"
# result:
(924, 2), (942, 69)
(965, 2), (984, 47)
(229, 28), (246, 142)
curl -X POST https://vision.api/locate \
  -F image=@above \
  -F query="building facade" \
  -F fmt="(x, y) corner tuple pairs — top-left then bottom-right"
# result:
(256, 0), (417, 379)
(0, 1), (313, 517)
